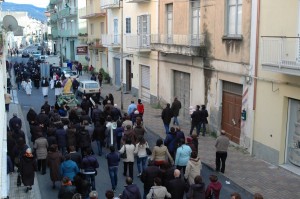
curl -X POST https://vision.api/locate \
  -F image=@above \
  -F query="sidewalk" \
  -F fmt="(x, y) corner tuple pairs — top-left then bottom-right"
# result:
(7, 98), (42, 199)
(99, 82), (299, 199)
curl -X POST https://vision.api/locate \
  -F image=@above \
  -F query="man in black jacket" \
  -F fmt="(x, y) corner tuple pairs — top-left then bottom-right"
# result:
(166, 169), (186, 199)
(120, 177), (141, 199)
(171, 97), (182, 126)
(199, 105), (209, 136)
(161, 103), (173, 134)
(190, 105), (201, 136)
(141, 161), (161, 199)
(106, 146), (120, 191)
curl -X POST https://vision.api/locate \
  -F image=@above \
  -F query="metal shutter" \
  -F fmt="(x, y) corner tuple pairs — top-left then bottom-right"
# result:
(141, 65), (150, 102)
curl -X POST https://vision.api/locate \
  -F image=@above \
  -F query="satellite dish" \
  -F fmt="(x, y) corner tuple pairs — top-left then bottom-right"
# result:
(3, 15), (18, 32)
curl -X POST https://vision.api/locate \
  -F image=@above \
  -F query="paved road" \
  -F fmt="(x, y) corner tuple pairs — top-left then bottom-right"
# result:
(11, 56), (253, 199)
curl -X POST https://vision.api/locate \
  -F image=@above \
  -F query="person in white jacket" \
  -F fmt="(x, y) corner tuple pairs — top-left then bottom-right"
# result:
(134, 137), (149, 177)
(146, 177), (171, 199)
(184, 151), (202, 185)
(119, 139), (135, 179)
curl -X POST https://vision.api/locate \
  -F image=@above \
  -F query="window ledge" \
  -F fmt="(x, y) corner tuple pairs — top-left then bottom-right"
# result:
(222, 35), (243, 41)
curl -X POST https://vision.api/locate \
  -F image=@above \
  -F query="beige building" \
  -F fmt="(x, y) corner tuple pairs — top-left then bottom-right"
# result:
(81, 0), (107, 71)
(255, 0), (300, 171)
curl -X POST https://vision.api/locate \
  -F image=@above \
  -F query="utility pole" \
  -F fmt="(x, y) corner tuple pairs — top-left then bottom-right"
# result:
(120, 0), (124, 110)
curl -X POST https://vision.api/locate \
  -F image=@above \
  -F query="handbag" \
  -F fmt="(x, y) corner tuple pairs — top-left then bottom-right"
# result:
(206, 189), (215, 199)
(17, 173), (22, 187)
(120, 145), (127, 159)
(146, 143), (152, 156)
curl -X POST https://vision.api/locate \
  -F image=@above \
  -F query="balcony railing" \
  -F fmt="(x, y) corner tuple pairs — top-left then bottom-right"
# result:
(261, 36), (300, 76)
(58, 29), (78, 38)
(151, 34), (205, 56)
(80, 9), (106, 19)
(50, 13), (58, 22)
(126, 34), (151, 52)
(101, 34), (121, 47)
(101, 0), (120, 9)
(59, 7), (77, 18)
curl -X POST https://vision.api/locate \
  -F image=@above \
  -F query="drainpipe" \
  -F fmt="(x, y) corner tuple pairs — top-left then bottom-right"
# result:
(249, 0), (260, 155)
(156, 0), (160, 101)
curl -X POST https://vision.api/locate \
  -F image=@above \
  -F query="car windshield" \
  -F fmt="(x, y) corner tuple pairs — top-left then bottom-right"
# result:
(85, 83), (99, 89)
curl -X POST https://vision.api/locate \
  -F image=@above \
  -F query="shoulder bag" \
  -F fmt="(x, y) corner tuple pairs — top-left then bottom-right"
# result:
(146, 142), (152, 156)
(120, 145), (127, 159)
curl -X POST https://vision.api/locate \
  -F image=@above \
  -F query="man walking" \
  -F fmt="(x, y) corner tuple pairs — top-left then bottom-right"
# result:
(81, 148), (99, 190)
(106, 146), (120, 192)
(199, 105), (209, 136)
(171, 97), (181, 126)
(120, 177), (142, 199)
(190, 105), (201, 136)
(161, 103), (173, 134)
(215, 130), (229, 173)
(166, 169), (185, 199)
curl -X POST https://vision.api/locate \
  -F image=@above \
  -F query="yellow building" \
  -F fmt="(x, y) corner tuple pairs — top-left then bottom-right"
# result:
(255, 0), (300, 171)
(81, 0), (107, 72)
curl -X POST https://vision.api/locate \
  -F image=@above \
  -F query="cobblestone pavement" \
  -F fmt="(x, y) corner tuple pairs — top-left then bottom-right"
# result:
(98, 81), (300, 199)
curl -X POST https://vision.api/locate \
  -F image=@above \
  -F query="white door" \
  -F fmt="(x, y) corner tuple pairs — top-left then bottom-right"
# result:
(141, 65), (150, 103)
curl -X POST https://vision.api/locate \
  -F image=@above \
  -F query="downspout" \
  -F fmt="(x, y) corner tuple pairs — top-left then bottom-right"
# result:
(249, 0), (260, 155)
(156, 0), (160, 101)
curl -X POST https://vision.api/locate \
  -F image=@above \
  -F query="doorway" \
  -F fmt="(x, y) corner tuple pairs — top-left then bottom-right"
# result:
(126, 60), (132, 91)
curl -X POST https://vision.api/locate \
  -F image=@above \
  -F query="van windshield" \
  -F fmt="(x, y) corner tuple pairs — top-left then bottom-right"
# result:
(86, 83), (99, 89)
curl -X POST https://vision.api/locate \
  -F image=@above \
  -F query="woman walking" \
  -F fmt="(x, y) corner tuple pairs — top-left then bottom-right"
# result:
(151, 138), (174, 167)
(47, 144), (64, 189)
(134, 137), (149, 177)
(119, 139), (135, 179)
(41, 77), (49, 98)
(184, 151), (201, 185)
(19, 148), (37, 193)
(33, 133), (48, 175)
(175, 139), (192, 175)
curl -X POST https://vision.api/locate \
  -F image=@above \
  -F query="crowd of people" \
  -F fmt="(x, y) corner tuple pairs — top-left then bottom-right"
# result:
(5, 64), (265, 198)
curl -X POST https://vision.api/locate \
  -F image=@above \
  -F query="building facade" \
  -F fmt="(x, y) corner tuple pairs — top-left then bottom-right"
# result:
(255, 0), (300, 172)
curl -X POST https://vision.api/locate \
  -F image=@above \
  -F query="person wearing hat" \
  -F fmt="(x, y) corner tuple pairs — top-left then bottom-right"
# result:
(19, 148), (37, 193)
(215, 130), (230, 173)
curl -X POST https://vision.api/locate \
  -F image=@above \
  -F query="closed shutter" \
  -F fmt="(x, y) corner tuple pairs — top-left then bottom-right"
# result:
(114, 57), (121, 86)
(101, 52), (107, 69)
(174, 71), (190, 119)
(141, 65), (150, 102)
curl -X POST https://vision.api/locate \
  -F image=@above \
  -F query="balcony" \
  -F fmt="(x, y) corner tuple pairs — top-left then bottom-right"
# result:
(50, 0), (58, 5)
(80, 10), (106, 19)
(88, 39), (105, 50)
(59, 7), (77, 19)
(261, 36), (300, 76)
(50, 13), (58, 22)
(101, 34), (121, 47)
(126, 34), (151, 52)
(151, 34), (206, 56)
(58, 29), (77, 38)
(125, 0), (150, 3)
(51, 28), (58, 39)
(101, 0), (120, 9)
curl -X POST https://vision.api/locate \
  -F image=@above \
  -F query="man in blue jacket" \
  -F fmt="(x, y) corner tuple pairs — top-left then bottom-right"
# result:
(81, 148), (99, 190)
(106, 145), (120, 192)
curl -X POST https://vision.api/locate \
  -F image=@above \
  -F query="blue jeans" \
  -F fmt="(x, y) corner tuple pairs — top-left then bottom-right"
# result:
(137, 156), (147, 174)
(190, 123), (200, 136)
(108, 166), (118, 189)
(173, 116), (179, 126)
(199, 122), (206, 136)
(96, 140), (102, 156)
(163, 123), (170, 134)
(85, 173), (96, 190)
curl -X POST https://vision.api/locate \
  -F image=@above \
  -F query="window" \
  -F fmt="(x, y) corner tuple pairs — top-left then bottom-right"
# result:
(191, 0), (200, 43)
(90, 0), (94, 14)
(114, 19), (118, 43)
(166, 4), (173, 43)
(90, 23), (94, 35)
(137, 15), (151, 47)
(226, 0), (242, 36)
(126, 17), (131, 34)
(100, 22), (104, 34)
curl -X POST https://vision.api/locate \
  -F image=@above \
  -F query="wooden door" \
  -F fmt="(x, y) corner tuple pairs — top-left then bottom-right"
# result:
(221, 91), (242, 144)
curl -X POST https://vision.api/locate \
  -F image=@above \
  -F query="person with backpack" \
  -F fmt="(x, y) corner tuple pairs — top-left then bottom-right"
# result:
(205, 175), (222, 199)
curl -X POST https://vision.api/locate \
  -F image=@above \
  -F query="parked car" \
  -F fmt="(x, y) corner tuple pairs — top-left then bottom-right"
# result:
(61, 67), (78, 79)
(22, 50), (30, 58)
(77, 80), (101, 103)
